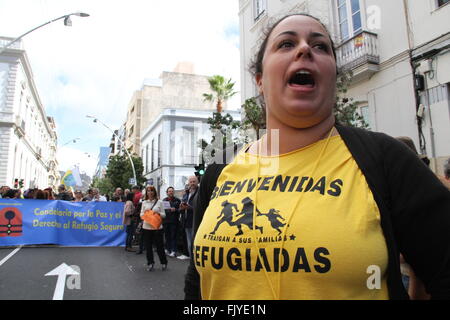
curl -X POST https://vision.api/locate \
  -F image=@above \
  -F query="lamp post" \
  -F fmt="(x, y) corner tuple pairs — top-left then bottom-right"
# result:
(0, 12), (90, 55)
(86, 115), (137, 186)
(61, 137), (80, 147)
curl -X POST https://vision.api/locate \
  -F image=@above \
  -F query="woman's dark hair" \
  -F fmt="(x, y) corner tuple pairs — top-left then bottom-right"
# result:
(126, 192), (134, 202)
(249, 13), (337, 77)
(4, 189), (18, 199)
(35, 189), (47, 200)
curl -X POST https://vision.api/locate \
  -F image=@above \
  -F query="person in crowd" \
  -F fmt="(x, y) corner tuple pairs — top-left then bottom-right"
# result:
(83, 188), (94, 201)
(132, 185), (142, 206)
(44, 187), (55, 200)
(131, 185), (145, 254)
(445, 159), (450, 181)
(162, 186), (181, 257)
(140, 185), (167, 271)
(67, 189), (75, 200)
(438, 158), (450, 190)
(0, 186), (10, 198)
(184, 13), (450, 300)
(34, 189), (47, 200)
(56, 184), (72, 201)
(177, 185), (190, 259)
(3, 189), (20, 199)
(123, 192), (136, 252)
(23, 188), (36, 199)
(135, 190), (145, 254)
(73, 190), (84, 202)
(124, 188), (131, 198)
(178, 176), (198, 260)
(91, 188), (107, 201)
(112, 188), (125, 202)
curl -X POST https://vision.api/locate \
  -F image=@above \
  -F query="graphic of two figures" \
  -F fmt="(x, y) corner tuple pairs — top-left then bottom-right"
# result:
(210, 197), (286, 236)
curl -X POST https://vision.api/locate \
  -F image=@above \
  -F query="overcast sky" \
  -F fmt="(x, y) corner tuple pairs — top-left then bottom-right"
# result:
(0, 0), (241, 177)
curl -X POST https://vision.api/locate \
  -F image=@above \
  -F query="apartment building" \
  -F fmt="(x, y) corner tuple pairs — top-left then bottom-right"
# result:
(123, 64), (220, 155)
(141, 108), (241, 197)
(0, 37), (59, 189)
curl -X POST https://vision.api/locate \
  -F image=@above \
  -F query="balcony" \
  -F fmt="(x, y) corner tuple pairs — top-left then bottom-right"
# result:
(336, 31), (380, 82)
(36, 147), (42, 160)
(14, 115), (25, 137)
(0, 36), (23, 51)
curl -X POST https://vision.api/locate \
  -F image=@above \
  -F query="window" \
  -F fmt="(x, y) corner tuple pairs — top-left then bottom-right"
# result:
(182, 128), (195, 165)
(151, 139), (155, 171)
(145, 144), (149, 173)
(420, 84), (449, 105)
(437, 0), (450, 7)
(359, 105), (372, 129)
(254, 0), (266, 21)
(337, 0), (362, 41)
(157, 133), (161, 167)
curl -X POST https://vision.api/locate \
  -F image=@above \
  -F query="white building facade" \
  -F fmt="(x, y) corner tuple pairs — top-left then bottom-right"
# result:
(0, 37), (59, 189)
(238, 0), (450, 175)
(140, 108), (241, 198)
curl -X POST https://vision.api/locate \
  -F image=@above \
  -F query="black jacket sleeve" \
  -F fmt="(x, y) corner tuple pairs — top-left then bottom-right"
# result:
(378, 133), (450, 299)
(183, 163), (226, 300)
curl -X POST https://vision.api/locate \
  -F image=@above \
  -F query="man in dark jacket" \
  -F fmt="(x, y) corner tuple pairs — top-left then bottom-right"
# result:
(162, 186), (181, 257)
(56, 184), (72, 201)
(178, 176), (198, 259)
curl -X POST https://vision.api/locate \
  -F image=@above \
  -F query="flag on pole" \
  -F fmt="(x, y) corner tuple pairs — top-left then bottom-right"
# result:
(61, 166), (82, 187)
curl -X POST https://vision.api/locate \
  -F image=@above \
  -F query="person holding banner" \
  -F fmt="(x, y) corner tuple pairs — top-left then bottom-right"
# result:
(140, 186), (167, 271)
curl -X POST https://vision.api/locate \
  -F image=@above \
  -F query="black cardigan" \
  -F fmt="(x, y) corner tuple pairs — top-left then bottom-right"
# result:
(184, 125), (450, 300)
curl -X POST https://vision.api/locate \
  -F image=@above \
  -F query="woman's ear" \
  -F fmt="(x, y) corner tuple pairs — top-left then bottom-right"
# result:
(255, 72), (264, 96)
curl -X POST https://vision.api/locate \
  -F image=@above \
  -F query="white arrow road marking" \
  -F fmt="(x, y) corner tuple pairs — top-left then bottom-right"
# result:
(45, 263), (79, 300)
(0, 245), (23, 267)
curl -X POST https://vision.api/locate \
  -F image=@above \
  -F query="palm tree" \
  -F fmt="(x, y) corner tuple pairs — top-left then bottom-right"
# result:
(203, 75), (237, 113)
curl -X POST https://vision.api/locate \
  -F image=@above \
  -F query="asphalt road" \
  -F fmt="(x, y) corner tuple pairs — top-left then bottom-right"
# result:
(0, 246), (189, 300)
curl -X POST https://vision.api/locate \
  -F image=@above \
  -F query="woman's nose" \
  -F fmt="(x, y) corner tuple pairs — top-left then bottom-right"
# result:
(295, 41), (312, 60)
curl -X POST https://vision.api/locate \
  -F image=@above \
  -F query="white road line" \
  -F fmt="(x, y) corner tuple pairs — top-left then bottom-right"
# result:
(0, 245), (23, 267)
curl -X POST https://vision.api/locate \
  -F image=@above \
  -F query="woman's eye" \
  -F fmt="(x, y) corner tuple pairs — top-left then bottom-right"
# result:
(313, 43), (329, 52)
(278, 40), (294, 49)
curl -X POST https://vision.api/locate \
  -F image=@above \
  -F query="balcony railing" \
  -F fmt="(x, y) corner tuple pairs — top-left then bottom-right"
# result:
(14, 115), (25, 137)
(336, 31), (380, 73)
(0, 36), (23, 51)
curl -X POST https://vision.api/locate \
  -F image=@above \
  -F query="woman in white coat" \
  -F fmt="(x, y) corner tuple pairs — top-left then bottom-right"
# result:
(140, 185), (167, 271)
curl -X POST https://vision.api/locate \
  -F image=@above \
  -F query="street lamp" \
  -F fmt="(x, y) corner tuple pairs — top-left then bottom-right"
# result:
(0, 12), (90, 55)
(86, 115), (137, 186)
(61, 137), (80, 147)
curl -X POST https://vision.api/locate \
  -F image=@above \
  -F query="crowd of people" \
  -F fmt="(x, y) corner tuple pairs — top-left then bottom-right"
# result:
(121, 177), (199, 272)
(0, 176), (200, 272)
(0, 184), (109, 201)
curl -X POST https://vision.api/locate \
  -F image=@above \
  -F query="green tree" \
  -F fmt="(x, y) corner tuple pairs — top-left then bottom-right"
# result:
(104, 154), (146, 191)
(240, 97), (266, 142)
(199, 112), (241, 165)
(203, 75), (238, 113)
(91, 176), (113, 196)
(334, 71), (370, 129)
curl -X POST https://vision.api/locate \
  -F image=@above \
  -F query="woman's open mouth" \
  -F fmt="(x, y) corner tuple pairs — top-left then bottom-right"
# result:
(288, 70), (316, 91)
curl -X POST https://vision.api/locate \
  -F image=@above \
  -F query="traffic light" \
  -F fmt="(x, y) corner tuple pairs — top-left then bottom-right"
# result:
(14, 179), (19, 189)
(194, 164), (205, 179)
(19, 179), (24, 188)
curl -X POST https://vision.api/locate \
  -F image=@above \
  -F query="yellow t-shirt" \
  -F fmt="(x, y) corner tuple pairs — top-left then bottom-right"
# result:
(194, 135), (389, 300)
